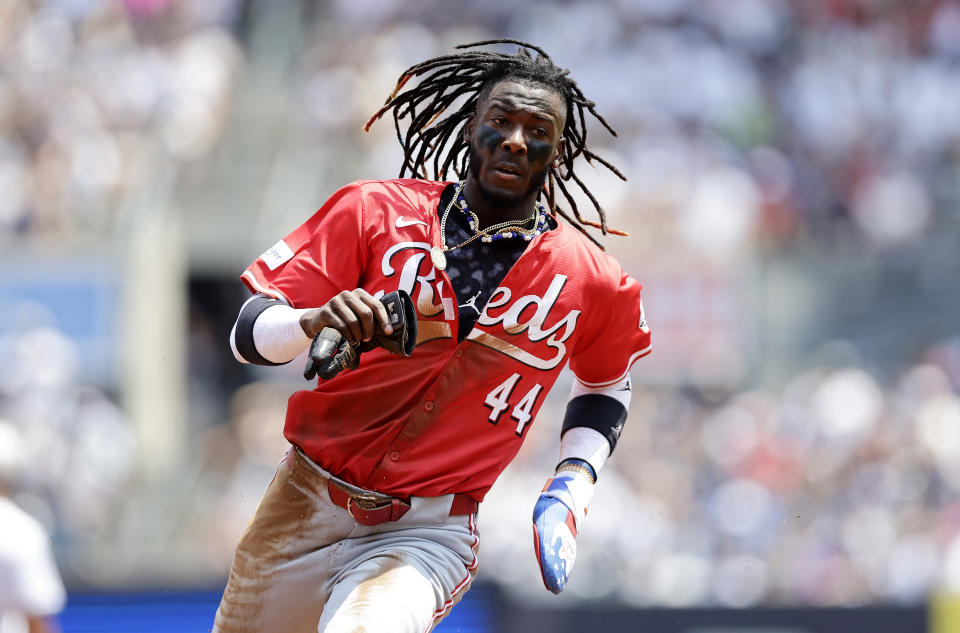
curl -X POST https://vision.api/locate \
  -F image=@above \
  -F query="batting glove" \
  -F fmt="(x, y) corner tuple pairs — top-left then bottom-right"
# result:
(532, 459), (596, 594)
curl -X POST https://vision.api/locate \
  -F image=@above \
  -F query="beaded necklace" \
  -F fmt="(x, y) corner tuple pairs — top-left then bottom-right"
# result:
(430, 181), (548, 271)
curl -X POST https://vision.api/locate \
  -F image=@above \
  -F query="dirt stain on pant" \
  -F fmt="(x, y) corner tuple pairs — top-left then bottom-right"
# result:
(214, 456), (334, 633)
(213, 449), (478, 633)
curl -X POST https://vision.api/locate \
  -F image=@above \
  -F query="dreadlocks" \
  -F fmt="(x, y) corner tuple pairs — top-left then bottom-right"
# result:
(364, 39), (627, 248)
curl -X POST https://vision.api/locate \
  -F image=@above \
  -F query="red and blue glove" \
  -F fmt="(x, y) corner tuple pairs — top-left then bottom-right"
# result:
(532, 459), (596, 594)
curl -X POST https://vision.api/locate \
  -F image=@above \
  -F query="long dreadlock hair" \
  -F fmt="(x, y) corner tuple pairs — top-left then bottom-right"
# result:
(363, 39), (627, 248)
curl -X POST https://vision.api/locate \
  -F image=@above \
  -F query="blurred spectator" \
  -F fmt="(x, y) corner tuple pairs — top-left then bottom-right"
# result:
(0, 421), (66, 633)
(0, 317), (136, 587)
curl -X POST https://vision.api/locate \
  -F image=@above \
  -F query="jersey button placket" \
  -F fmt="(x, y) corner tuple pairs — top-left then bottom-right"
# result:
(389, 450), (401, 461)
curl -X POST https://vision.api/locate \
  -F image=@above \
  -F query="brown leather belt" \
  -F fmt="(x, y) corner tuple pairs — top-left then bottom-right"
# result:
(326, 479), (478, 527)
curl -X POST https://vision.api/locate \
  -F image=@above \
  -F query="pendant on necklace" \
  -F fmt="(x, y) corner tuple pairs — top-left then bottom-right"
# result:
(430, 246), (447, 271)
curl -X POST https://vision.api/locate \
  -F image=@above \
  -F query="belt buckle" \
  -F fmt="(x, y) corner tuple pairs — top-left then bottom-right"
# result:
(345, 492), (389, 520)
(352, 493), (389, 510)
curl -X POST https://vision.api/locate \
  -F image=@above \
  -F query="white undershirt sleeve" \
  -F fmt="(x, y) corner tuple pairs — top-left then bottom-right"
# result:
(253, 304), (313, 363)
(570, 374), (632, 408)
(230, 298), (313, 365)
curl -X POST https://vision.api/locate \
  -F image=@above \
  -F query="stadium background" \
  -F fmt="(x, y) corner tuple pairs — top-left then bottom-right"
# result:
(2, 0), (960, 630)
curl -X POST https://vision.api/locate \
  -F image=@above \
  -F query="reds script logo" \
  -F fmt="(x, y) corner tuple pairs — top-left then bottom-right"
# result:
(379, 242), (580, 369)
(380, 241), (455, 319)
(379, 241), (456, 344)
(469, 274), (580, 370)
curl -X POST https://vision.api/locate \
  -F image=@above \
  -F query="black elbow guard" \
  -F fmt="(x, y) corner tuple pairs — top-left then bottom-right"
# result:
(561, 395), (627, 454)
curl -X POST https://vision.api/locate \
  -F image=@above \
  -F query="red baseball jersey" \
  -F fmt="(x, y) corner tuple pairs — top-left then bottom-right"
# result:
(242, 179), (652, 501)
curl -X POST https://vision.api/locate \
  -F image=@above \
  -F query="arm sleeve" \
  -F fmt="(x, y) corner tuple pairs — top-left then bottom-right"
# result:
(0, 523), (66, 616)
(569, 264), (651, 388)
(230, 295), (312, 365)
(18, 541), (65, 616)
(240, 181), (368, 308)
(561, 374), (631, 457)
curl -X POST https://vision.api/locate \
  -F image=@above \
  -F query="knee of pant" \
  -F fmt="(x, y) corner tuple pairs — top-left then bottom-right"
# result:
(322, 616), (421, 633)
(323, 623), (371, 633)
(319, 580), (435, 633)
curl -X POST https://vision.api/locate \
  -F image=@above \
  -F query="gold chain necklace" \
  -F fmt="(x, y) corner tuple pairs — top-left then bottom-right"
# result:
(456, 200), (542, 238)
(430, 181), (541, 271)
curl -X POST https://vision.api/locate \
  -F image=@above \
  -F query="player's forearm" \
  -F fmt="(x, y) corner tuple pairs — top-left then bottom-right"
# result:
(551, 404), (620, 530)
(558, 427), (609, 476)
(533, 377), (631, 593)
(230, 295), (312, 365)
(558, 374), (630, 473)
(545, 375), (631, 537)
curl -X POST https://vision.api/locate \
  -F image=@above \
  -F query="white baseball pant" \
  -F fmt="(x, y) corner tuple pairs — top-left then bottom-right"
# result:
(212, 448), (480, 633)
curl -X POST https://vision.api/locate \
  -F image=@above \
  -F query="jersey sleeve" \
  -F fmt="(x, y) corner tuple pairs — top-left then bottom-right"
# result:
(569, 264), (652, 387)
(0, 516), (65, 616)
(241, 182), (367, 308)
(17, 536), (66, 615)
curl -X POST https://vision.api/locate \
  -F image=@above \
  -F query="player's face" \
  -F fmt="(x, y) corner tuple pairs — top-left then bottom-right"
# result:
(465, 80), (566, 205)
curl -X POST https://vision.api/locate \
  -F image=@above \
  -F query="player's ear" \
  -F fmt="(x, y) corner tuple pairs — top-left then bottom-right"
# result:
(553, 137), (566, 166)
(463, 114), (475, 142)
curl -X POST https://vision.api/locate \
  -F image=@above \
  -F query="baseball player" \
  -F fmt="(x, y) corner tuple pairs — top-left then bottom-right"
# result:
(215, 40), (651, 633)
(0, 421), (66, 633)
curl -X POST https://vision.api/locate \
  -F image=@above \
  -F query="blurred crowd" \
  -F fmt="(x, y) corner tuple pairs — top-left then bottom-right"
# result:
(2, 0), (960, 609)
(293, 0), (960, 260)
(0, 0), (241, 242)
(5, 0), (957, 257)
(483, 336), (960, 607)
(0, 304), (136, 586)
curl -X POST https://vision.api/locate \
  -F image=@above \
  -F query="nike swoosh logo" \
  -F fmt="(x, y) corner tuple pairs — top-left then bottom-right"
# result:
(396, 217), (428, 228)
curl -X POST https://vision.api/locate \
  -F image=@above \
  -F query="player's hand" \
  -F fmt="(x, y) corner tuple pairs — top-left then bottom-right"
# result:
(303, 328), (359, 381)
(302, 290), (417, 381)
(532, 465), (594, 594)
(300, 289), (394, 344)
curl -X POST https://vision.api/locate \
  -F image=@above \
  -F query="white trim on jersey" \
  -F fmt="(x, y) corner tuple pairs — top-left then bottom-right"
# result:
(241, 270), (293, 305)
(570, 373), (632, 409)
(574, 344), (652, 388)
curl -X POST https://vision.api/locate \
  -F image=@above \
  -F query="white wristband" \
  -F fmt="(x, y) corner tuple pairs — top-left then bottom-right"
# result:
(559, 427), (611, 474)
